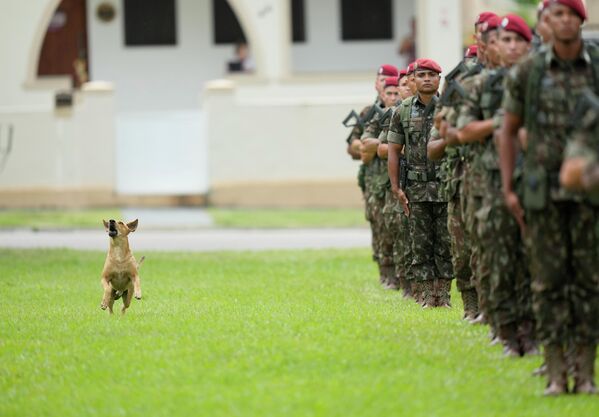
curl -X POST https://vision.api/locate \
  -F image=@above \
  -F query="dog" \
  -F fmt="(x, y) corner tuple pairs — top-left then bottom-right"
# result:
(100, 219), (144, 314)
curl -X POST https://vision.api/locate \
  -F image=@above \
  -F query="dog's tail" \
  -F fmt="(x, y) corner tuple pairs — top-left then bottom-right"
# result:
(137, 256), (145, 270)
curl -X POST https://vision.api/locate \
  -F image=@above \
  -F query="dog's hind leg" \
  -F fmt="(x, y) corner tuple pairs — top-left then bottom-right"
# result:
(121, 288), (133, 314)
(132, 274), (142, 300)
(108, 295), (115, 314)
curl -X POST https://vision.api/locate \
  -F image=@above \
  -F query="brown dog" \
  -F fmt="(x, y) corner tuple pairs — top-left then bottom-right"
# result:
(100, 219), (144, 314)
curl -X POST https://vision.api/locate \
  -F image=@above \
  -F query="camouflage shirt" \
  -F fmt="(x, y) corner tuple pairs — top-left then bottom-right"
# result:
(388, 94), (444, 203)
(362, 106), (392, 199)
(502, 41), (599, 201)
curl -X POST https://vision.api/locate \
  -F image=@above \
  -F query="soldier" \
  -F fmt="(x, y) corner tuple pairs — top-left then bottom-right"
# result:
(388, 59), (453, 308)
(457, 14), (536, 357)
(378, 71), (414, 296)
(406, 62), (417, 96)
(427, 36), (487, 320)
(499, 0), (599, 395)
(532, 0), (552, 50)
(359, 65), (399, 287)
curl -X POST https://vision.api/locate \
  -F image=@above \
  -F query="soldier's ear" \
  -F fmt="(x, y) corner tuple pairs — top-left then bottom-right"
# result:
(126, 219), (138, 232)
(103, 220), (109, 231)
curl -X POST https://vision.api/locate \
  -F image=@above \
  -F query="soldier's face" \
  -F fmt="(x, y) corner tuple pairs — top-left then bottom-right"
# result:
(408, 74), (417, 94)
(375, 75), (388, 95)
(537, 11), (553, 43)
(498, 30), (530, 67)
(398, 77), (412, 100)
(547, 4), (582, 43)
(414, 70), (440, 95)
(383, 86), (400, 107)
(485, 31), (502, 67)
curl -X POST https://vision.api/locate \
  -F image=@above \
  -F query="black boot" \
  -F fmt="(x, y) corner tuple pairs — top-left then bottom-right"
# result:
(460, 288), (479, 320)
(422, 280), (436, 308)
(436, 279), (452, 308)
(499, 323), (521, 357)
(518, 320), (539, 356)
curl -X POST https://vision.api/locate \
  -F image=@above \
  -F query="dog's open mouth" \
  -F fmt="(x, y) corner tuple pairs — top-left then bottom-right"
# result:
(108, 229), (118, 238)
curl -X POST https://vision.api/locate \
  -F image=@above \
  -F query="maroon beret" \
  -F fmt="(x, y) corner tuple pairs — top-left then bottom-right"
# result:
(548, 0), (587, 21)
(482, 15), (501, 32)
(475, 12), (499, 26)
(406, 62), (416, 74)
(384, 76), (399, 88)
(465, 44), (478, 58)
(378, 64), (399, 77)
(398, 69), (408, 80)
(500, 14), (533, 42)
(414, 58), (442, 74)
(537, 0), (550, 15)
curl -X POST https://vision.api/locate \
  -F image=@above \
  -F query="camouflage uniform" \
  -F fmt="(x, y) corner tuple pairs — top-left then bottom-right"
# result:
(459, 67), (535, 355)
(379, 111), (413, 296)
(435, 58), (482, 318)
(502, 42), (599, 392)
(388, 95), (453, 307)
(362, 109), (396, 287)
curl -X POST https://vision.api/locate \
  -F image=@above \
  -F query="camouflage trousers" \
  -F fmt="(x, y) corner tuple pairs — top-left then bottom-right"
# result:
(365, 192), (394, 267)
(407, 202), (452, 281)
(383, 189), (411, 281)
(466, 193), (492, 322)
(480, 173), (533, 327)
(526, 201), (599, 345)
(447, 188), (474, 292)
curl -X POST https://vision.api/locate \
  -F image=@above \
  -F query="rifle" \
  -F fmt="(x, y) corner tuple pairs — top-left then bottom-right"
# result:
(342, 100), (381, 128)
(399, 156), (408, 190)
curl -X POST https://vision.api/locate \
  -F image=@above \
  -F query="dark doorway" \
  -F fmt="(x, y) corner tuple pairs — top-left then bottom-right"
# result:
(37, 0), (89, 88)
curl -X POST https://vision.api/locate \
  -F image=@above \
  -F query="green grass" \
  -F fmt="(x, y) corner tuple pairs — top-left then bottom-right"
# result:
(0, 208), (367, 229)
(0, 208), (122, 229)
(1, 249), (597, 417)
(207, 208), (367, 228)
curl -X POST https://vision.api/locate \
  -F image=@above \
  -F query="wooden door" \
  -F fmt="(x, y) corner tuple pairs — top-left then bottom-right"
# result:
(37, 0), (89, 88)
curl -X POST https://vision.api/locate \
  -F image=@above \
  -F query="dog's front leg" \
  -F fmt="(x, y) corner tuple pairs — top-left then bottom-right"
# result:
(132, 274), (142, 300)
(100, 278), (112, 310)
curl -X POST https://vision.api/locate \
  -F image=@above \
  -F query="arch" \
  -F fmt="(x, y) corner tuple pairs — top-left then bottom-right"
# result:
(25, 0), (62, 86)
(225, 0), (265, 77)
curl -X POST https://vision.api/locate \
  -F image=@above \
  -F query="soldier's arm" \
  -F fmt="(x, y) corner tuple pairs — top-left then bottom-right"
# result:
(377, 129), (389, 159)
(360, 116), (381, 163)
(387, 109), (405, 194)
(456, 75), (489, 143)
(427, 127), (447, 161)
(346, 106), (370, 160)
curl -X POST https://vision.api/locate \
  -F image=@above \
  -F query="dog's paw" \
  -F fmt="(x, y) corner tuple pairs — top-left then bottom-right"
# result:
(134, 291), (142, 300)
(100, 303), (108, 310)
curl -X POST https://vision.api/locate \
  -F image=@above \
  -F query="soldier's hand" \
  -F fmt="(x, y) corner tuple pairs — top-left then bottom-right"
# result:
(396, 189), (410, 217)
(504, 190), (526, 235)
(439, 120), (448, 139)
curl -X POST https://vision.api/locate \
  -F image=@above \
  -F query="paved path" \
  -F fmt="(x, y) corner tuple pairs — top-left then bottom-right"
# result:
(0, 228), (371, 252)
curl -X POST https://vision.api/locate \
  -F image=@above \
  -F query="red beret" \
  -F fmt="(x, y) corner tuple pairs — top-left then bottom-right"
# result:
(406, 62), (416, 74)
(475, 12), (499, 26)
(465, 44), (478, 58)
(378, 64), (399, 77)
(482, 15), (501, 33)
(384, 76), (399, 88)
(414, 58), (442, 74)
(548, 0), (586, 21)
(537, 0), (550, 15)
(500, 14), (533, 42)
(398, 69), (408, 80)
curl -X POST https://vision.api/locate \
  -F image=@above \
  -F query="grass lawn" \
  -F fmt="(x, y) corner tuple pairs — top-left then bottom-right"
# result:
(0, 208), (367, 229)
(1, 248), (597, 417)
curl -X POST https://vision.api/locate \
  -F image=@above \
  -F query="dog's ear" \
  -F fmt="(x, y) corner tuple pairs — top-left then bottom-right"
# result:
(126, 219), (139, 233)
(103, 220), (109, 231)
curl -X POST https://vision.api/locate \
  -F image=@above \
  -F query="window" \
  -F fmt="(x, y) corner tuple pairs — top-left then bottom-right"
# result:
(292, 0), (306, 43)
(124, 0), (177, 46)
(212, 0), (305, 44)
(340, 0), (393, 41)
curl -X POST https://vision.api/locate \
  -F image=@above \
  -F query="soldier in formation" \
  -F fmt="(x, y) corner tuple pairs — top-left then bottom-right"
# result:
(341, 0), (597, 396)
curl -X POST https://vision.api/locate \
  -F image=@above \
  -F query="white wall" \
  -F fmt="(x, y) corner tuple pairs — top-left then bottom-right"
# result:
(292, 0), (415, 73)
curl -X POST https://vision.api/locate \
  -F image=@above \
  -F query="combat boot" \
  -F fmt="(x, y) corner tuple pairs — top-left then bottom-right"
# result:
(573, 344), (598, 395)
(499, 323), (521, 357)
(436, 279), (452, 308)
(422, 280), (436, 308)
(460, 288), (479, 320)
(543, 344), (568, 396)
(411, 281), (423, 304)
(518, 320), (540, 356)
(379, 265), (396, 290)
(400, 275), (413, 299)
